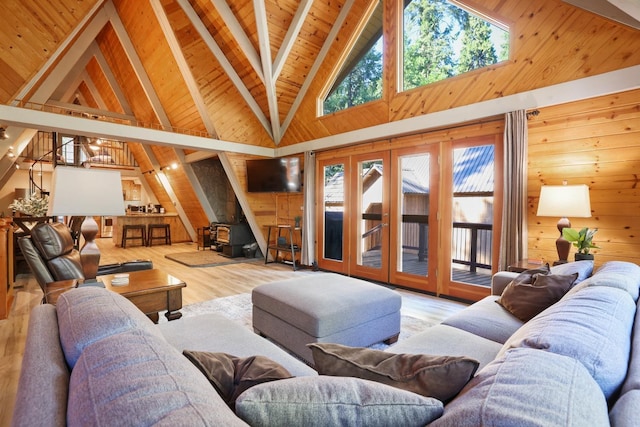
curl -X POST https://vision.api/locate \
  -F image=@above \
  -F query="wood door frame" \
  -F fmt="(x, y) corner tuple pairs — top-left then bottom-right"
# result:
(389, 144), (439, 293)
(348, 151), (391, 282)
(438, 134), (503, 301)
(316, 156), (351, 274)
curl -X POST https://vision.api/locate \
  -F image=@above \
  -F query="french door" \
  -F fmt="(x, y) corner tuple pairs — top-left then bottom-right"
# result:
(316, 134), (501, 301)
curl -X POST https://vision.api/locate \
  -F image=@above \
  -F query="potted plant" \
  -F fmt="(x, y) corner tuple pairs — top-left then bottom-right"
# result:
(9, 192), (49, 217)
(562, 227), (599, 261)
(294, 215), (302, 228)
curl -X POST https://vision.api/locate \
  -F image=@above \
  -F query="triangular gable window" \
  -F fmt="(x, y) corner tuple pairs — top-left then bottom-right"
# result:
(322, 1), (384, 115)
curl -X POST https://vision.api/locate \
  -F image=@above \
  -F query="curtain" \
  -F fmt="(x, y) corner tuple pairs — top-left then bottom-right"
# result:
(301, 151), (316, 266)
(499, 110), (528, 270)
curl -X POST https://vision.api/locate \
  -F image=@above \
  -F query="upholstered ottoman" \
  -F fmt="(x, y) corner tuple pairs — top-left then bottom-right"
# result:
(252, 273), (401, 364)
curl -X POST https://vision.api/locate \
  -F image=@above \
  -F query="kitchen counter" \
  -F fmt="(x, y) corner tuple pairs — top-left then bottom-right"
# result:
(112, 214), (188, 246)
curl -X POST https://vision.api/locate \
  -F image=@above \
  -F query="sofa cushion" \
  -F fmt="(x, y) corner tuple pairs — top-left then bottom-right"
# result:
(183, 350), (292, 409)
(499, 285), (636, 399)
(68, 331), (247, 426)
(442, 296), (524, 344)
(235, 376), (443, 427)
(430, 348), (609, 427)
(550, 260), (594, 284)
(609, 389), (640, 427)
(566, 261), (640, 302)
(387, 324), (503, 371)
(157, 313), (316, 377)
(308, 343), (478, 402)
(57, 287), (163, 368)
(497, 272), (577, 322)
(11, 305), (69, 427)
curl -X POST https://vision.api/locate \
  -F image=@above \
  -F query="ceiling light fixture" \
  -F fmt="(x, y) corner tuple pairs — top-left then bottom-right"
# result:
(0, 128), (8, 140)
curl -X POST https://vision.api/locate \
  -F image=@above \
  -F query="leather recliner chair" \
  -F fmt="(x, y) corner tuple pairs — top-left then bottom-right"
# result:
(18, 221), (153, 293)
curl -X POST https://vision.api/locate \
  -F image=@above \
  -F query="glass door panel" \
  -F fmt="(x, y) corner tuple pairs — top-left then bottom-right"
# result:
(389, 145), (438, 293)
(350, 152), (389, 282)
(449, 143), (495, 290)
(317, 158), (349, 273)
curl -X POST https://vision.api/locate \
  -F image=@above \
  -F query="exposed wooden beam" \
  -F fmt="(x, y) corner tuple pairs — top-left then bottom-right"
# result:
(254, 0), (281, 143)
(49, 46), (96, 102)
(273, 0), (313, 81)
(142, 145), (196, 241)
(176, 0), (273, 139)
(150, 0), (219, 139)
(281, 0), (357, 137)
(91, 43), (135, 115)
(80, 71), (108, 109)
(0, 104), (274, 156)
(184, 151), (219, 163)
(211, 0), (264, 83)
(104, 1), (172, 127)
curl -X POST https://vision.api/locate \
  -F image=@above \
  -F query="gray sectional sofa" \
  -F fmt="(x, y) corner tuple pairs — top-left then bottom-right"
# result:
(12, 261), (640, 426)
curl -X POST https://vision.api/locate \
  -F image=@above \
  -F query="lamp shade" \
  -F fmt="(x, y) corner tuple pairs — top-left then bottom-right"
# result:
(536, 184), (591, 218)
(47, 166), (125, 216)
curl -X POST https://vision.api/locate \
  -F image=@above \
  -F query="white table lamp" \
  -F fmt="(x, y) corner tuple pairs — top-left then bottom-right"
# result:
(536, 183), (591, 265)
(47, 166), (125, 279)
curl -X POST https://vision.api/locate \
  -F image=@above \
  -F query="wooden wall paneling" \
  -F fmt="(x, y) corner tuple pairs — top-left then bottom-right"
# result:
(150, 145), (209, 232)
(526, 89), (640, 267)
(113, 0), (207, 134)
(282, 0), (640, 147)
(278, 0), (379, 146)
(188, 0), (269, 114)
(0, 0), (100, 103)
(168, 0), (273, 145)
(78, 81), (98, 108)
(96, 23), (158, 125)
(85, 57), (124, 112)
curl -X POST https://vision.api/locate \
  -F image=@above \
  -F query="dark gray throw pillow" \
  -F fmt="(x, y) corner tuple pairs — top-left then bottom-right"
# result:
(183, 350), (292, 410)
(308, 343), (479, 402)
(497, 272), (578, 322)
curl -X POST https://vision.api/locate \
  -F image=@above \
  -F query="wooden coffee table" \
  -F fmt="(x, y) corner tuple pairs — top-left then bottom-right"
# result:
(44, 269), (186, 323)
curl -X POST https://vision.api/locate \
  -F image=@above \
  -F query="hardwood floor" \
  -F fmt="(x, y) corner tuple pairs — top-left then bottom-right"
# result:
(0, 238), (468, 426)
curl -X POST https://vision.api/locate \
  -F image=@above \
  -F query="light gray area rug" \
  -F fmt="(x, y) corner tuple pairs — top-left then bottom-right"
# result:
(169, 293), (434, 351)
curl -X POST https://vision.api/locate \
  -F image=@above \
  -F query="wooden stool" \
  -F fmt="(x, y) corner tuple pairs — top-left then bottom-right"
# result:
(121, 225), (146, 248)
(147, 223), (171, 247)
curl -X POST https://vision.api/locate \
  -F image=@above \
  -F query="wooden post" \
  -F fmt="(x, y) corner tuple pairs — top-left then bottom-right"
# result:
(0, 217), (14, 320)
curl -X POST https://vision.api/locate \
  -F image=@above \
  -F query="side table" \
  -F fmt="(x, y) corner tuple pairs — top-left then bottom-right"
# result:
(507, 259), (546, 273)
(264, 225), (302, 270)
(43, 269), (186, 323)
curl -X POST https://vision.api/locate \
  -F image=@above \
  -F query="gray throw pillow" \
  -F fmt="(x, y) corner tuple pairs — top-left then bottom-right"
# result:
(183, 350), (292, 410)
(497, 272), (578, 321)
(235, 376), (443, 427)
(308, 343), (479, 402)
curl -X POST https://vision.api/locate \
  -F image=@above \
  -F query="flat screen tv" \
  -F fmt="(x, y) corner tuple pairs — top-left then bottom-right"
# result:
(246, 157), (302, 193)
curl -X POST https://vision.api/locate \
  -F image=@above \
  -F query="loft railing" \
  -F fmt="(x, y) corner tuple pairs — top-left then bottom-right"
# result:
(12, 100), (214, 139)
(23, 131), (138, 196)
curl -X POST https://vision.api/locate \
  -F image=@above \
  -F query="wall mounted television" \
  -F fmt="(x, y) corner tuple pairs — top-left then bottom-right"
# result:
(246, 157), (302, 193)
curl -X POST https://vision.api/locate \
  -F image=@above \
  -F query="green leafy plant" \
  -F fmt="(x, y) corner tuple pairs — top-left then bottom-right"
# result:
(562, 227), (599, 255)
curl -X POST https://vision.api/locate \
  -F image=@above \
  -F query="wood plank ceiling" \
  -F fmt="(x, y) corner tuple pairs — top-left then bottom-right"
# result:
(0, 0), (358, 147)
